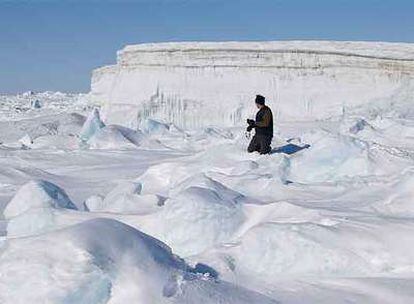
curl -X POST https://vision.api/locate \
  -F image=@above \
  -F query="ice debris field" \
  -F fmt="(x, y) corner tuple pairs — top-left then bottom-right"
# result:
(1, 41), (414, 303)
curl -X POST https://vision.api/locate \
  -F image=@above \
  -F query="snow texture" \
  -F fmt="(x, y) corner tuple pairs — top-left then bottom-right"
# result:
(1, 40), (414, 303)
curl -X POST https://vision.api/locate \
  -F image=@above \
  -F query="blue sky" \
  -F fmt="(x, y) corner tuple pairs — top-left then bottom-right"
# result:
(1, 0), (413, 94)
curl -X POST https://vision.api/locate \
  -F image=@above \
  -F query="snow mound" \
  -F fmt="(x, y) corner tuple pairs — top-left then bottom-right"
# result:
(105, 193), (162, 214)
(203, 127), (234, 139)
(114, 124), (146, 146)
(0, 112), (87, 149)
(87, 181), (162, 214)
(18, 134), (33, 149)
(373, 172), (414, 216)
(88, 125), (141, 149)
(56, 113), (87, 136)
(288, 133), (372, 183)
(243, 201), (336, 227)
(3, 180), (77, 237)
(138, 118), (188, 150)
(171, 173), (251, 204)
(349, 118), (373, 134)
(0, 218), (278, 304)
(83, 195), (104, 212)
(140, 118), (171, 135)
(157, 186), (245, 256)
(4, 180), (77, 218)
(227, 219), (414, 280)
(138, 161), (195, 196)
(341, 115), (414, 150)
(231, 222), (365, 277)
(0, 91), (91, 122)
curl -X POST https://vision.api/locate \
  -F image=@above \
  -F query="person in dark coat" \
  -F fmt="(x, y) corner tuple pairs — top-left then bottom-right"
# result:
(247, 95), (273, 154)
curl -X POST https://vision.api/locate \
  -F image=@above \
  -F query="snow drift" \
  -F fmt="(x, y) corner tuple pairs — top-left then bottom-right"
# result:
(4, 180), (77, 218)
(4, 180), (78, 237)
(0, 218), (278, 304)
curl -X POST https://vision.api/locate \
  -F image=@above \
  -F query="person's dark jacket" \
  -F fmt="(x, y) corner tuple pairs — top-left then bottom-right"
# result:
(254, 105), (273, 137)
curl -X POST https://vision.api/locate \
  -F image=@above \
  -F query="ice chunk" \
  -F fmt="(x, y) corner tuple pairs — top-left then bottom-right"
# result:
(6, 207), (56, 237)
(104, 181), (142, 202)
(83, 195), (104, 212)
(138, 161), (194, 196)
(140, 118), (170, 135)
(92, 182), (163, 214)
(203, 127), (234, 139)
(30, 99), (41, 109)
(18, 134), (33, 148)
(22, 90), (34, 97)
(4, 180), (77, 219)
(232, 222), (369, 278)
(88, 125), (138, 149)
(4, 180), (77, 237)
(157, 186), (244, 256)
(171, 173), (250, 204)
(105, 193), (162, 214)
(288, 133), (371, 183)
(114, 124), (145, 146)
(79, 108), (105, 142)
(349, 118), (369, 134)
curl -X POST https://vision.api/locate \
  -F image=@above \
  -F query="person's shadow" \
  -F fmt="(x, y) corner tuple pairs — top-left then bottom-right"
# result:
(270, 143), (310, 155)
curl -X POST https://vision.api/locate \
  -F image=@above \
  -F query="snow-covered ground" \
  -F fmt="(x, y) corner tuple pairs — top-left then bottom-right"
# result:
(0, 91), (92, 122)
(1, 41), (414, 303)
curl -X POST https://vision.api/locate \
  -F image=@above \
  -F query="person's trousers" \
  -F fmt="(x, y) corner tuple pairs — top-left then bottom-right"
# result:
(247, 134), (272, 154)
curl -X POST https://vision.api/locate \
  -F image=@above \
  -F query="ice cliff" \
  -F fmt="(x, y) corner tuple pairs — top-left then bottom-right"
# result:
(91, 41), (414, 129)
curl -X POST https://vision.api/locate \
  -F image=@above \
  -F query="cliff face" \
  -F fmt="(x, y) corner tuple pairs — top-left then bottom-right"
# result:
(91, 41), (414, 129)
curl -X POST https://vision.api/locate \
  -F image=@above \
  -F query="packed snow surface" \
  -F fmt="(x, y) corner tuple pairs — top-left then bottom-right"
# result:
(1, 41), (414, 303)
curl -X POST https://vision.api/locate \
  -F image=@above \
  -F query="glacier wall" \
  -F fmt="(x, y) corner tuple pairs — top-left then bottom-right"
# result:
(91, 41), (414, 129)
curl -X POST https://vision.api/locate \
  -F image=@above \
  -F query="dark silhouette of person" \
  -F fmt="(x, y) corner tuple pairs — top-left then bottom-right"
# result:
(247, 95), (273, 154)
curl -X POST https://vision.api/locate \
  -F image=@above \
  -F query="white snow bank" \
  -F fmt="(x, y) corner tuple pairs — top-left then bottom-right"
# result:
(372, 171), (414, 216)
(241, 201), (335, 228)
(223, 218), (414, 280)
(170, 173), (251, 204)
(3, 180), (77, 237)
(6, 208), (58, 238)
(0, 218), (278, 304)
(0, 112), (86, 148)
(341, 115), (414, 150)
(140, 118), (172, 135)
(18, 134), (33, 148)
(88, 125), (138, 149)
(288, 133), (372, 183)
(137, 161), (195, 196)
(156, 185), (244, 256)
(4, 180), (77, 218)
(87, 181), (163, 214)
(83, 194), (104, 212)
(57, 113), (87, 136)
(0, 91), (91, 122)
(79, 109), (150, 149)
